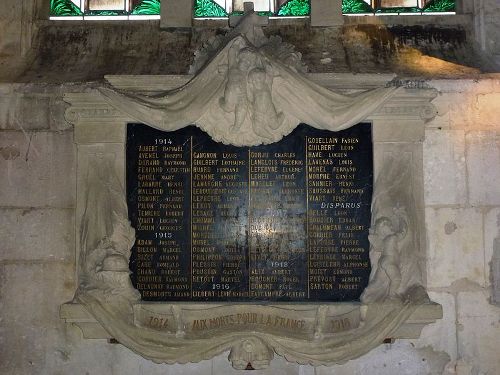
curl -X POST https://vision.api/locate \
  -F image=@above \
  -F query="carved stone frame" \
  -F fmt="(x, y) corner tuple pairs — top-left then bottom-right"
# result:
(60, 73), (442, 369)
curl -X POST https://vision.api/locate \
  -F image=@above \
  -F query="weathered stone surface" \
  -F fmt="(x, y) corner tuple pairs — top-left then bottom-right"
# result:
(423, 129), (466, 205)
(0, 94), (50, 130)
(311, 0), (343, 27)
(0, 130), (75, 207)
(0, 263), (75, 326)
(0, 264), (73, 373)
(425, 91), (475, 129)
(0, 262), (71, 374)
(484, 207), (500, 302)
(11, 21), (483, 83)
(474, 93), (500, 128)
(0, 259), (297, 375)
(313, 340), (449, 375)
(482, 0), (500, 58)
(466, 131), (500, 206)
(161, 0), (192, 28)
(45, 338), (214, 375)
(456, 290), (500, 375)
(0, 89), (71, 131)
(49, 95), (71, 131)
(426, 208), (485, 288)
(415, 292), (457, 362)
(298, 365), (315, 375)
(0, 208), (74, 261)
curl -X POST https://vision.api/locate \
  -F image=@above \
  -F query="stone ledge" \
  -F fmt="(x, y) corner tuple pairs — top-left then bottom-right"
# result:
(104, 74), (397, 92)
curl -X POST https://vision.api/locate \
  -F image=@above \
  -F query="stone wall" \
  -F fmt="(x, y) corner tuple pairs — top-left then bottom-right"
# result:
(16, 20), (477, 82)
(1, 1), (500, 373)
(1, 77), (499, 374)
(3, 0), (500, 81)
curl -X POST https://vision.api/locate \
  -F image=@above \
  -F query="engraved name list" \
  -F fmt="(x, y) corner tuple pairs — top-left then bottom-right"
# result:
(126, 123), (373, 302)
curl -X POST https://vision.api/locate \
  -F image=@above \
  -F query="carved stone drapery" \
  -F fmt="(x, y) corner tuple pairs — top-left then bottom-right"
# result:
(60, 10), (441, 370)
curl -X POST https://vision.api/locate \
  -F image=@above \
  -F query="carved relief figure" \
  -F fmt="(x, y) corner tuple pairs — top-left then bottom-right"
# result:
(361, 211), (408, 303)
(219, 40), (258, 131)
(247, 62), (285, 140)
(219, 38), (285, 139)
(79, 154), (139, 302)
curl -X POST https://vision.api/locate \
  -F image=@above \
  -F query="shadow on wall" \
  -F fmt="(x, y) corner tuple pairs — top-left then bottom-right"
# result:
(0, 19), (488, 82)
(338, 23), (481, 75)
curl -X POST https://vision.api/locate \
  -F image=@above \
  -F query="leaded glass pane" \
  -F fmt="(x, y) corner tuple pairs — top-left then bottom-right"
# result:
(342, 0), (373, 14)
(423, 0), (455, 12)
(50, 0), (83, 16)
(379, 0), (418, 7)
(88, 0), (127, 11)
(194, 0), (228, 17)
(277, 0), (310, 16)
(51, 0), (160, 18)
(342, 0), (455, 14)
(194, 0), (310, 18)
(233, 0), (272, 12)
(130, 0), (161, 15)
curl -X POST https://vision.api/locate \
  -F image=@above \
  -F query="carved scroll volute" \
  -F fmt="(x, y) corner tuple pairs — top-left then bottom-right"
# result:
(229, 338), (274, 370)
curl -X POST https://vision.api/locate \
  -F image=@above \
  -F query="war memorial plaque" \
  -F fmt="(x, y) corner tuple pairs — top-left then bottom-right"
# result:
(126, 123), (373, 302)
(59, 13), (443, 367)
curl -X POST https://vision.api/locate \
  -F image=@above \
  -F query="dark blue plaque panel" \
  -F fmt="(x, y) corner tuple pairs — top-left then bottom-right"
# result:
(127, 123), (373, 302)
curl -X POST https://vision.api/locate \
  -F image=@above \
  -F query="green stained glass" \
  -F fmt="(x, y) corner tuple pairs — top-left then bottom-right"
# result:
(342, 0), (373, 14)
(277, 0), (310, 16)
(131, 0), (161, 15)
(423, 0), (455, 12)
(194, 0), (228, 17)
(50, 0), (83, 16)
(375, 6), (420, 13)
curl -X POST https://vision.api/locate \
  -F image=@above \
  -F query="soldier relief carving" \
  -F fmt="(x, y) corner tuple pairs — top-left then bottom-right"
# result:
(69, 10), (439, 370)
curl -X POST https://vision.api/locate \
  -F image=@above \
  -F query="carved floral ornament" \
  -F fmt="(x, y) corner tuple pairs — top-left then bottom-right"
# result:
(62, 10), (441, 370)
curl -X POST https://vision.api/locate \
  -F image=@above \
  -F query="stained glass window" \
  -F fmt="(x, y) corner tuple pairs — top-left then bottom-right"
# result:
(194, 0), (310, 18)
(50, 0), (161, 19)
(342, 0), (455, 14)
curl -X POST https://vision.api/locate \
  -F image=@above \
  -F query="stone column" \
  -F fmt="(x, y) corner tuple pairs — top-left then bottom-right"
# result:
(311, 0), (343, 27)
(454, 0), (473, 14)
(161, 0), (192, 28)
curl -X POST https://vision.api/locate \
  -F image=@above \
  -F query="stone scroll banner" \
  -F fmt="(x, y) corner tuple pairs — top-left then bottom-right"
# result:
(126, 123), (373, 303)
(133, 304), (361, 338)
